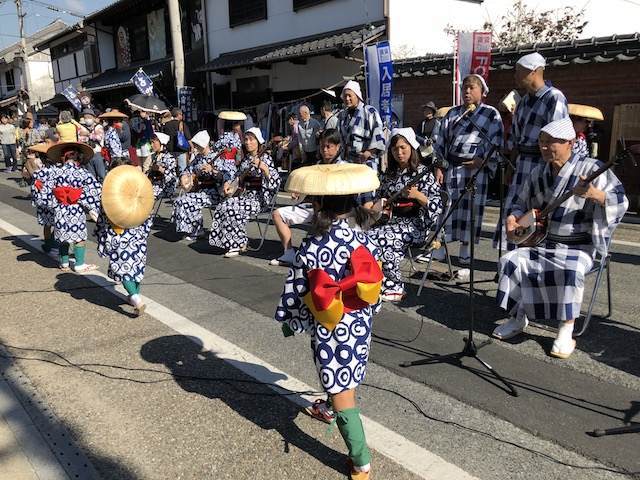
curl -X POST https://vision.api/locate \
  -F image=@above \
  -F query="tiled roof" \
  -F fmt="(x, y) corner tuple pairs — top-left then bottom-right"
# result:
(197, 22), (386, 73)
(393, 33), (640, 78)
(82, 60), (170, 92)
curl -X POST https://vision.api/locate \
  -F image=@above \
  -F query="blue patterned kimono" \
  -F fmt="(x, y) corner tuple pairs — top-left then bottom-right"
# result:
(208, 153), (280, 250)
(104, 126), (124, 159)
(172, 152), (237, 236)
(31, 166), (56, 226)
(46, 162), (102, 244)
(433, 103), (504, 244)
(338, 102), (386, 203)
(149, 151), (178, 199)
(573, 136), (589, 158)
(95, 214), (153, 283)
(367, 165), (442, 294)
(275, 220), (382, 394)
(497, 154), (628, 322)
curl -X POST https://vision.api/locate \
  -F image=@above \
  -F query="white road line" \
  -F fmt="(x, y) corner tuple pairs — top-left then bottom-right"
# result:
(480, 222), (640, 248)
(0, 217), (479, 480)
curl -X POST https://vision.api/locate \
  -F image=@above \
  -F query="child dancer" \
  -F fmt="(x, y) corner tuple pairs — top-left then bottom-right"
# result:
(275, 163), (382, 480)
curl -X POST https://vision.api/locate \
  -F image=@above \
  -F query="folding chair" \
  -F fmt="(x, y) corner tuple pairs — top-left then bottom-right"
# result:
(529, 237), (614, 337)
(246, 193), (279, 251)
(416, 190), (454, 296)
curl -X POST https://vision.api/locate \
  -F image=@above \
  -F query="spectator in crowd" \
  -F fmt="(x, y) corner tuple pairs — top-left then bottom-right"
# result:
(0, 114), (18, 172)
(162, 108), (191, 174)
(297, 105), (322, 165)
(56, 110), (88, 142)
(321, 100), (338, 130)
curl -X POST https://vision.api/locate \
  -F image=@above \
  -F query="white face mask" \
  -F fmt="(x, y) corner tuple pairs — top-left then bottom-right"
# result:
(85, 118), (94, 127)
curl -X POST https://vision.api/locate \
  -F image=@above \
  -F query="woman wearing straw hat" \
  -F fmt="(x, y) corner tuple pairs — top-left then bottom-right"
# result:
(569, 104), (604, 159)
(214, 111), (245, 165)
(368, 128), (442, 302)
(208, 127), (280, 257)
(95, 165), (155, 316)
(172, 130), (237, 241)
(99, 109), (128, 164)
(148, 131), (178, 200)
(28, 142), (59, 255)
(275, 163), (382, 480)
(45, 142), (102, 272)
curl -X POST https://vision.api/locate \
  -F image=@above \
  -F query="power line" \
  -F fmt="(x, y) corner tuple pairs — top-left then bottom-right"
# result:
(23, 0), (85, 18)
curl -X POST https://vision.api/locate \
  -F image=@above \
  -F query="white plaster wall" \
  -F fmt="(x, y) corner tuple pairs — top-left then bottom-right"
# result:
(206, 0), (384, 58)
(28, 60), (55, 103)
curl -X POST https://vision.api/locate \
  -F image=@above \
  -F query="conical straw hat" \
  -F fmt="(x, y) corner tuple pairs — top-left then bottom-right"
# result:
(435, 106), (452, 119)
(46, 141), (94, 163)
(568, 104), (604, 121)
(218, 110), (247, 121)
(285, 163), (380, 196)
(27, 142), (50, 154)
(101, 165), (154, 228)
(98, 109), (129, 119)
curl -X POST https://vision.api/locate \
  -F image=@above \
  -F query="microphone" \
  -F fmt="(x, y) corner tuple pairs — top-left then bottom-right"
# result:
(453, 103), (477, 127)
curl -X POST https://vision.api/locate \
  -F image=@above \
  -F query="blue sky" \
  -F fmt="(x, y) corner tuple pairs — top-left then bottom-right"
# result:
(0, 0), (115, 50)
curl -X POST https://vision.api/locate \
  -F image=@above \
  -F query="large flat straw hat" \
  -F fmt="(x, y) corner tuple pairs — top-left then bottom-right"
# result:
(568, 104), (604, 121)
(98, 109), (129, 119)
(101, 165), (154, 228)
(286, 163), (380, 196)
(435, 106), (452, 119)
(46, 142), (94, 163)
(218, 111), (247, 121)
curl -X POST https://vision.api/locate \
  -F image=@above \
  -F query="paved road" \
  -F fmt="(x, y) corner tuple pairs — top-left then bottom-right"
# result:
(0, 172), (638, 480)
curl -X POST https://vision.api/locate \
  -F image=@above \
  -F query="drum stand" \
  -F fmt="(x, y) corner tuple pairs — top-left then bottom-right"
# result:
(401, 146), (518, 397)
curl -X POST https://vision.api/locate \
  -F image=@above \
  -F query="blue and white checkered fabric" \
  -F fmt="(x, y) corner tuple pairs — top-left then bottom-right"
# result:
(338, 103), (386, 165)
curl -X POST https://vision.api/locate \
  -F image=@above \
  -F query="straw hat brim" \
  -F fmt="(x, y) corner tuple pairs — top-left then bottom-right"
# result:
(218, 111), (247, 121)
(569, 104), (604, 121)
(27, 142), (49, 154)
(98, 110), (129, 119)
(101, 165), (154, 229)
(46, 142), (94, 163)
(285, 164), (380, 196)
(435, 106), (452, 119)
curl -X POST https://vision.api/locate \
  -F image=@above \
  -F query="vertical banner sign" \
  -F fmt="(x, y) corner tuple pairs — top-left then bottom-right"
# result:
(365, 40), (394, 127)
(177, 86), (195, 123)
(455, 31), (492, 105)
(131, 69), (155, 96)
(61, 85), (82, 112)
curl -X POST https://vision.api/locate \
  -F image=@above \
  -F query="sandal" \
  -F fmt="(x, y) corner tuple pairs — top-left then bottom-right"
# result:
(73, 264), (98, 274)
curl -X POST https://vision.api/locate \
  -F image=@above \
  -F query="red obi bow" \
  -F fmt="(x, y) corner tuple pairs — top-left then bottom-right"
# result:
(53, 186), (83, 205)
(304, 245), (383, 331)
(34, 180), (43, 191)
(222, 147), (238, 160)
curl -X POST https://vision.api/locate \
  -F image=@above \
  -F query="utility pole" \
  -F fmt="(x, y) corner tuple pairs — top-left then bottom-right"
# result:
(167, 0), (185, 89)
(15, 0), (32, 96)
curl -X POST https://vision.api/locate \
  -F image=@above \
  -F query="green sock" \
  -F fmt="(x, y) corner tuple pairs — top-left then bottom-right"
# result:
(336, 408), (371, 468)
(74, 244), (86, 266)
(59, 243), (69, 265)
(122, 280), (137, 296)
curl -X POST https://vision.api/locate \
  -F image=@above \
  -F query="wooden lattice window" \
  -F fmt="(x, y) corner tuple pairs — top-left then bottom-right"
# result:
(228, 0), (267, 28)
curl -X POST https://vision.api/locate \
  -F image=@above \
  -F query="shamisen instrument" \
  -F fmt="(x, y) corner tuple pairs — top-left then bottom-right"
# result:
(512, 157), (615, 247)
(372, 168), (431, 226)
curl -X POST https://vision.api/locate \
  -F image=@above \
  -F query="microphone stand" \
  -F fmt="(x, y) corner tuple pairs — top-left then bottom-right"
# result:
(401, 116), (518, 397)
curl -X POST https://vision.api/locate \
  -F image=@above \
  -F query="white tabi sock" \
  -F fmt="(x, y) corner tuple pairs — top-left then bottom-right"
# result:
(556, 321), (575, 343)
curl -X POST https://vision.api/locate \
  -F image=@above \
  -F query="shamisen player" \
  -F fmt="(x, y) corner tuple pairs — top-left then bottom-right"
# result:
(493, 118), (628, 359)
(275, 163), (383, 480)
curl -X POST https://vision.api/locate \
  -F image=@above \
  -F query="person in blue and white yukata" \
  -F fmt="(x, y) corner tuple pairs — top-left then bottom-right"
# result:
(44, 142), (102, 273)
(498, 52), (569, 249)
(99, 110), (128, 164)
(148, 131), (178, 200)
(208, 127), (280, 257)
(269, 128), (346, 267)
(338, 80), (386, 208)
(275, 163), (382, 480)
(493, 118), (628, 359)
(431, 74), (504, 264)
(368, 128), (442, 302)
(28, 143), (59, 255)
(95, 165), (155, 317)
(172, 130), (237, 241)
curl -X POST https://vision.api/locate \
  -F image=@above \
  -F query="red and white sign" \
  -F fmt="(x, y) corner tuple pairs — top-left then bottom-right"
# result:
(455, 31), (493, 104)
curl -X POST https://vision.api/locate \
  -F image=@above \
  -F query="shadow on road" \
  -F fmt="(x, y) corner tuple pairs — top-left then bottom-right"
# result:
(140, 334), (348, 476)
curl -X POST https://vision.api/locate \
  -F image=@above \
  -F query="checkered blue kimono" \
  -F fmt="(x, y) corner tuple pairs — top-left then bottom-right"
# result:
(338, 102), (386, 203)
(573, 135), (589, 158)
(31, 166), (55, 226)
(150, 151), (178, 200)
(95, 214), (153, 283)
(208, 153), (280, 251)
(46, 162), (102, 244)
(104, 127), (124, 159)
(367, 165), (442, 294)
(275, 220), (382, 394)
(433, 103), (504, 244)
(172, 153), (237, 236)
(497, 154), (628, 322)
